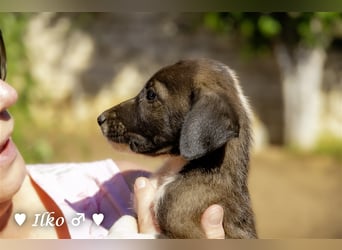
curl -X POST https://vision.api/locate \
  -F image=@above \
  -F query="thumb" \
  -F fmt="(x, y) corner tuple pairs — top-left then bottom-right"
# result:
(134, 177), (158, 234)
(201, 204), (225, 239)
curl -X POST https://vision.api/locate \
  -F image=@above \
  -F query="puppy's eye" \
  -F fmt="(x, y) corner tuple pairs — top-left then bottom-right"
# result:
(146, 89), (157, 101)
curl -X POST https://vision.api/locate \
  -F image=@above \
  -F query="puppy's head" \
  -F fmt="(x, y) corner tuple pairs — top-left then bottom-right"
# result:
(98, 59), (249, 160)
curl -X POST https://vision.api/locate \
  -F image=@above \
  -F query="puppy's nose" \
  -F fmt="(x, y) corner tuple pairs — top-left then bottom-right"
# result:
(97, 114), (107, 126)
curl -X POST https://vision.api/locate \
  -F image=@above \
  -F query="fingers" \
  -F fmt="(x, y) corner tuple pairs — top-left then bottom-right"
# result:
(201, 204), (225, 239)
(134, 176), (224, 239)
(134, 177), (158, 234)
(108, 215), (138, 238)
(107, 177), (158, 239)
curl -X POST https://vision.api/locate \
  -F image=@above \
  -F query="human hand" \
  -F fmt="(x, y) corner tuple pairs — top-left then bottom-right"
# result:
(108, 177), (225, 239)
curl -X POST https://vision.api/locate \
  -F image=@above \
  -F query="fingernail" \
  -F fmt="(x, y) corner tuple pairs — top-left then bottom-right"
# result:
(135, 177), (146, 189)
(208, 205), (223, 226)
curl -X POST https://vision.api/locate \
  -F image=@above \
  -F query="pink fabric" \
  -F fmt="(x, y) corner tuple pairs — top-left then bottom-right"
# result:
(26, 159), (136, 239)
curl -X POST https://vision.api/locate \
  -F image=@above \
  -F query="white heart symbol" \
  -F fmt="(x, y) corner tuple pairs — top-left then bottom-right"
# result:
(14, 213), (27, 226)
(92, 213), (104, 226)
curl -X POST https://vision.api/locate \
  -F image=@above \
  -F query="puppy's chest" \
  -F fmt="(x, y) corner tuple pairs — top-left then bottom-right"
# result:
(152, 156), (187, 181)
(151, 156), (188, 210)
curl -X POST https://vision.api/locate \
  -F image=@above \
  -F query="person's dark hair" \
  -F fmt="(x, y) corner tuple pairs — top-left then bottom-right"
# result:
(0, 29), (7, 81)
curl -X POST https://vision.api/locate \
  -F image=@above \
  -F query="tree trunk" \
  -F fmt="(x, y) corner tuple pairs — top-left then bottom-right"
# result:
(274, 44), (326, 149)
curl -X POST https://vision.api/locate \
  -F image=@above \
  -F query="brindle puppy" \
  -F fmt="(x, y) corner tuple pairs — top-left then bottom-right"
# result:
(97, 58), (257, 238)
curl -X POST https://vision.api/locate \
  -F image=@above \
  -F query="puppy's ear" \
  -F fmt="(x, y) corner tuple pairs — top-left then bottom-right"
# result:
(180, 93), (239, 160)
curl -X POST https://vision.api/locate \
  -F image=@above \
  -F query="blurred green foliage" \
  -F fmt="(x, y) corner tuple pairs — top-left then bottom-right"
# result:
(203, 12), (342, 55)
(287, 134), (342, 163)
(204, 12), (342, 159)
(0, 13), (52, 163)
(314, 135), (342, 162)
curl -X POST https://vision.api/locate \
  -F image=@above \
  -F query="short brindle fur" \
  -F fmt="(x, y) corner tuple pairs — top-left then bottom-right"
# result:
(98, 59), (257, 238)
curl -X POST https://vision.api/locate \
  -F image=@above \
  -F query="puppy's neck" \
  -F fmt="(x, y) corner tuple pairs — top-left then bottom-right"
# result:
(152, 156), (188, 181)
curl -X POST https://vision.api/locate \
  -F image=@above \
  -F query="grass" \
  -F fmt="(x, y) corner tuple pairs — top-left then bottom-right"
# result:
(285, 133), (342, 164)
(313, 134), (342, 163)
